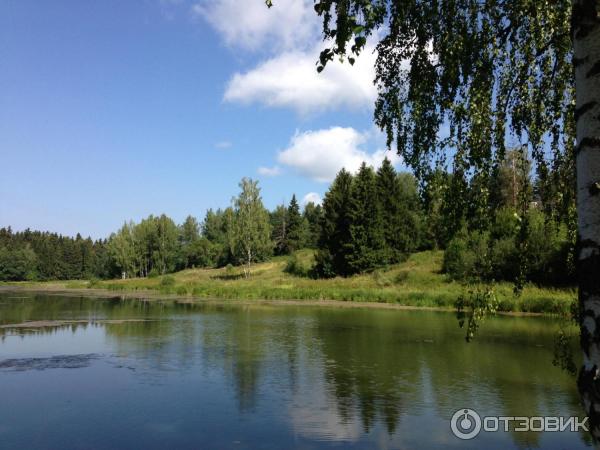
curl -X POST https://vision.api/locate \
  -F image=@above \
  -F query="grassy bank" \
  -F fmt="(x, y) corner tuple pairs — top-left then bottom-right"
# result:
(2, 250), (576, 315)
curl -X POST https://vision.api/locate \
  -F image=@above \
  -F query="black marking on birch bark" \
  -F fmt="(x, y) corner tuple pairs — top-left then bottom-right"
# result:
(576, 137), (600, 154)
(581, 308), (600, 352)
(579, 250), (600, 299)
(575, 101), (598, 121)
(574, 56), (589, 68)
(581, 316), (593, 356)
(588, 60), (600, 79)
(578, 365), (600, 438)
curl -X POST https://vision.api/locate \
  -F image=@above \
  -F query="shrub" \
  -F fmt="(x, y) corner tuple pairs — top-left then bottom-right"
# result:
(443, 230), (490, 281)
(148, 269), (159, 278)
(443, 233), (470, 280)
(443, 208), (575, 287)
(490, 207), (519, 240)
(394, 270), (409, 284)
(284, 254), (309, 277)
(160, 275), (176, 288)
(313, 250), (336, 279)
(489, 237), (518, 280)
(525, 210), (574, 285)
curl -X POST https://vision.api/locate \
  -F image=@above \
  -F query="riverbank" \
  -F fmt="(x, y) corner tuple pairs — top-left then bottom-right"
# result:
(1, 250), (576, 315)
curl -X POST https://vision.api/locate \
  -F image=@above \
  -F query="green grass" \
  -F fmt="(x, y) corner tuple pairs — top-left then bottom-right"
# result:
(1, 250), (576, 314)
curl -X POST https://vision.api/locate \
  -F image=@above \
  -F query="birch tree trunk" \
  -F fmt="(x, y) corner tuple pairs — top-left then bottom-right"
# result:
(574, 0), (600, 441)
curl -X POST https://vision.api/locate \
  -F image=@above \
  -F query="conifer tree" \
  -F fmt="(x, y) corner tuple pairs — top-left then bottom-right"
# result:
(376, 158), (404, 263)
(314, 169), (354, 277)
(347, 163), (386, 273)
(286, 194), (304, 253)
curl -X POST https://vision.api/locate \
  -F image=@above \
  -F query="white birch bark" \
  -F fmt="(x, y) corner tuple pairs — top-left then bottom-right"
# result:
(573, 0), (600, 442)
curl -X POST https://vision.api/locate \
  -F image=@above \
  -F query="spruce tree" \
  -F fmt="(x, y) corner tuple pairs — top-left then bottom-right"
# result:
(376, 158), (404, 263)
(286, 194), (304, 253)
(347, 163), (386, 273)
(314, 169), (353, 277)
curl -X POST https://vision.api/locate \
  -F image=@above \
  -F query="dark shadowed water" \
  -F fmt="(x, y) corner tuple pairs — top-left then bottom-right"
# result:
(0, 293), (590, 449)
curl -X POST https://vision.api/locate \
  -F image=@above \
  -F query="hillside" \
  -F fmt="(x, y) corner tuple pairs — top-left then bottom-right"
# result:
(4, 250), (576, 315)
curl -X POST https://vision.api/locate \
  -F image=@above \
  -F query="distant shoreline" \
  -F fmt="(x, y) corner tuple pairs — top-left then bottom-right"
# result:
(0, 285), (558, 318)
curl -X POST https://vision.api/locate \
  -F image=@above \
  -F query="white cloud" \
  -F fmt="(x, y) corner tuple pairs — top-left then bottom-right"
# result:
(277, 126), (400, 183)
(301, 192), (322, 206)
(191, 0), (318, 53)
(258, 165), (282, 177)
(224, 43), (377, 115)
(215, 140), (232, 149)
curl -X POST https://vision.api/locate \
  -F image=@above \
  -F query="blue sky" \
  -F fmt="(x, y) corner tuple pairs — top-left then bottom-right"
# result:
(0, 0), (400, 239)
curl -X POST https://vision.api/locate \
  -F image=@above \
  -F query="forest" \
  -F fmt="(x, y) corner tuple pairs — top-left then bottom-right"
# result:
(0, 147), (575, 290)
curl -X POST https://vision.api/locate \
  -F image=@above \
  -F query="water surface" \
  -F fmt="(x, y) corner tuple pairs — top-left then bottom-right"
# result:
(0, 293), (590, 449)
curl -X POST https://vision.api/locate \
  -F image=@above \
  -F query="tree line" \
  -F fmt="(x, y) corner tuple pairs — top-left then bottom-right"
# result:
(0, 150), (575, 287)
(0, 178), (320, 281)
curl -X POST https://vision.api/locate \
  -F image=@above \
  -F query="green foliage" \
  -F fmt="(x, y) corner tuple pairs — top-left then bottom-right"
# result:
(0, 244), (38, 281)
(552, 298), (579, 376)
(229, 178), (273, 276)
(286, 194), (306, 253)
(420, 170), (450, 249)
(271, 195), (309, 256)
(394, 270), (409, 284)
(314, 169), (354, 277)
(202, 208), (235, 266)
(0, 227), (109, 281)
(285, 0), (576, 291)
(455, 286), (499, 342)
(444, 208), (574, 287)
(270, 204), (289, 256)
(372, 269), (393, 287)
(176, 285), (189, 296)
(106, 214), (179, 278)
(302, 202), (323, 248)
(377, 158), (422, 262)
(443, 230), (492, 282)
(315, 161), (425, 278)
(284, 253), (310, 277)
(178, 215), (201, 269)
(442, 234), (469, 280)
(160, 275), (176, 288)
(310, 1), (573, 200)
(348, 163), (387, 273)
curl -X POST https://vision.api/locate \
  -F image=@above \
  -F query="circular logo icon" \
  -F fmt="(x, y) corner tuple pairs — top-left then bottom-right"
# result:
(451, 408), (482, 440)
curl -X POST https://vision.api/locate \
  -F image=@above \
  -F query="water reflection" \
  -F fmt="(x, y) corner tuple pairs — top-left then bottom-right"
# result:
(0, 293), (591, 449)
